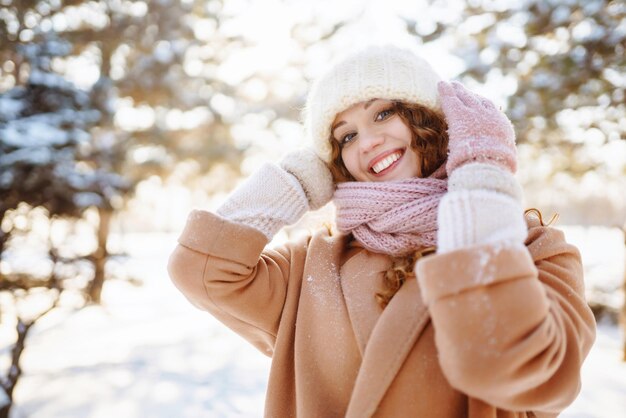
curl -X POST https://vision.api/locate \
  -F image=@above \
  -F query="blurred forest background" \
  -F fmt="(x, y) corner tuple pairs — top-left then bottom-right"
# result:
(0, 0), (625, 417)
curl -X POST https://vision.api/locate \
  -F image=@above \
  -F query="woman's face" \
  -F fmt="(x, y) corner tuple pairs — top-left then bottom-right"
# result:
(331, 99), (421, 182)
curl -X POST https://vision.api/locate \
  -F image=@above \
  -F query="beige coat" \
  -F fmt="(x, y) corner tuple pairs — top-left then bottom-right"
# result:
(168, 210), (596, 418)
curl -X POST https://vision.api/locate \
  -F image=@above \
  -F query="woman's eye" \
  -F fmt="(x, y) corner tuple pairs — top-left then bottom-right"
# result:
(376, 108), (394, 121)
(341, 132), (356, 146)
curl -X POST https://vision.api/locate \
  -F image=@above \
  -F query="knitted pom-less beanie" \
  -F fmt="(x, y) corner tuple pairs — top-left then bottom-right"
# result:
(303, 45), (442, 163)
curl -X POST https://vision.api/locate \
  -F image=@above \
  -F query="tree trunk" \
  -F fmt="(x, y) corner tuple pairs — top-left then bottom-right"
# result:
(87, 207), (112, 303)
(622, 224), (626, 362)
(0, 319), (33, 418)
(0, 207), (9, 259)
(0, 397), (9, 418)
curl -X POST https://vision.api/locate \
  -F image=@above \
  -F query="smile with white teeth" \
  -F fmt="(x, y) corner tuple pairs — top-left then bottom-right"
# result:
(371, 151), (403, 174)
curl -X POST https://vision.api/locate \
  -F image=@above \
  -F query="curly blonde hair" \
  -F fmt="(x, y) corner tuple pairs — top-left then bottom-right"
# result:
(328, 101), (449, 309)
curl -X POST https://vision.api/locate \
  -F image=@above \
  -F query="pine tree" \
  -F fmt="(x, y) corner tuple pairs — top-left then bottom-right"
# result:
(0, 33), (128, 417)
(408, 0), (625, 210)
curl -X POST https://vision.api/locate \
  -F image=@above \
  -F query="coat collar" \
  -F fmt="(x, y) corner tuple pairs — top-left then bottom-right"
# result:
(340, 249), (431, 418)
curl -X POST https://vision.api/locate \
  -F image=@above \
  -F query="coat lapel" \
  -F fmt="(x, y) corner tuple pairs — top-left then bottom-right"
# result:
(341, 250), (431, 418)
(340, 250), (389, 356)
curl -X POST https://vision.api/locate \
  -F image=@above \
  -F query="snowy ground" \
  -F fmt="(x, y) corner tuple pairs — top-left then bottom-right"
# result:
(4, 232), (626, 418)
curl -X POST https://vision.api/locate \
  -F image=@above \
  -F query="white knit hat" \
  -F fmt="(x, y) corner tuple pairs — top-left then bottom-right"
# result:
(303, 45), (443, 163)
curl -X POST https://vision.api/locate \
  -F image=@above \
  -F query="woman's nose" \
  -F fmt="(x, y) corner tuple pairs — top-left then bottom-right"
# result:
(359, 130), (385, 153)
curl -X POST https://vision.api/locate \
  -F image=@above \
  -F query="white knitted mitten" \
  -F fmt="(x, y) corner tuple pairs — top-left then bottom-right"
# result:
(437, 162), (527, 253)
(217, 149), (334, 240)
(279, 148), (334, 210)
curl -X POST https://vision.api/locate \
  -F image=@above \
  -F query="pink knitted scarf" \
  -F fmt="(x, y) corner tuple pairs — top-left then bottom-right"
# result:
(333, 165), (448, 256)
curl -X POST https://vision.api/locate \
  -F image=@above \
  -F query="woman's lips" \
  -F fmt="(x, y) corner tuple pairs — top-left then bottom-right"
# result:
(368, 149), (405, 176)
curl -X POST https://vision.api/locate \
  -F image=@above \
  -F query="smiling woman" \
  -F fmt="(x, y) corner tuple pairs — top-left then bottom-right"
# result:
(332, 99), (422, 181)
(168, 45), (596, 418)
(328, 99), (448, 182)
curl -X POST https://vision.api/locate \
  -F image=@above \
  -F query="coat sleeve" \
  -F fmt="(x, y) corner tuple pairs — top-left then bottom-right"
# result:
(415, 218), (596, 413)
(167, 209), (309, 356)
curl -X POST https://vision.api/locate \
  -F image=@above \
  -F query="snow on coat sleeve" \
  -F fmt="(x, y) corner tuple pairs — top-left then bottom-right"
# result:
(167, 209), (308, 356)
(415, 218), (596, 414)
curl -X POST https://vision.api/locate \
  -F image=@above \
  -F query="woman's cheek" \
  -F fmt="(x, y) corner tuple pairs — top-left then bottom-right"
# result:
(341, 149), (360, 179)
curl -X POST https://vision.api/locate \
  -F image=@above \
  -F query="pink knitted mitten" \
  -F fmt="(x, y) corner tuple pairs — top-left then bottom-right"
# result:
(439, 81), (517, 173)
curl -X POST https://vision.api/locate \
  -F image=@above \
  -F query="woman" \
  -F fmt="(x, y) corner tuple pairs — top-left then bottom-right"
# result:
(168, 45), (596, 417)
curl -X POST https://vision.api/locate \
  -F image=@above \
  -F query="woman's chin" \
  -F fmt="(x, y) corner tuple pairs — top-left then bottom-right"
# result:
(375, 166), (418, 182)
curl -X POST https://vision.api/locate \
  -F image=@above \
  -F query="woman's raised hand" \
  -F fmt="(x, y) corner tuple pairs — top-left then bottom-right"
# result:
(279, 148), (334, 210)
(438, 81), (517, 174)
(216, 148), (334, 240)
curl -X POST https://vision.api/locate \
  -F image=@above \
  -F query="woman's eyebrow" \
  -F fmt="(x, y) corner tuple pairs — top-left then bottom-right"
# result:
(332, 99), (380, 135)
(332, 121), (346, 135)
(363, 99), (378, 109)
